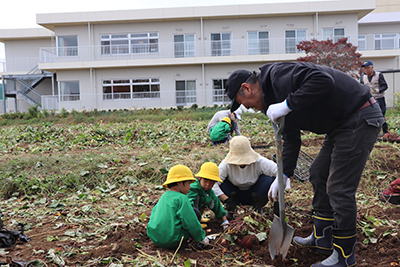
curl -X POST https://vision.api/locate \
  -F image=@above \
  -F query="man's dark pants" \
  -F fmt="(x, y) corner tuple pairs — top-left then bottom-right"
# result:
(310, 102), (383, 235)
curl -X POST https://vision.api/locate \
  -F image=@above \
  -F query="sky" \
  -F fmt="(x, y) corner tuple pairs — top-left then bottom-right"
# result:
(0, 0), (311, 60)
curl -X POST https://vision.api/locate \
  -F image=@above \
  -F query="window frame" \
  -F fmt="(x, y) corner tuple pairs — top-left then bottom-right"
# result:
(247, 31), (270, 55)
(212, 79), (230, 104)
(100, 32), (159, 55)
(59, 81), (80, 102)
(174, 34), (196, 58)
(322, 27), (345, 42)
(102, 78), (160, 100)
(56, 36), (78, 57)
(285, 29), (307, 54)
(210, 33), (232, 56)
(175, 80), (197, 106)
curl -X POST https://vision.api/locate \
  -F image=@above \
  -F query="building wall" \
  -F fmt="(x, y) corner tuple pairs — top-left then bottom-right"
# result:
(5, 39), (52, 72)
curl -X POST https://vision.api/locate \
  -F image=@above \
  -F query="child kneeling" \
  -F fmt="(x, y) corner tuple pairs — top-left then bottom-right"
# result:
(147, 164), (209, 249)
(187, 162), (229, 230)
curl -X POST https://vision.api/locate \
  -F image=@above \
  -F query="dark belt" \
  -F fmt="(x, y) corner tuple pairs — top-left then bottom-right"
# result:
(359, 97), (376, 111)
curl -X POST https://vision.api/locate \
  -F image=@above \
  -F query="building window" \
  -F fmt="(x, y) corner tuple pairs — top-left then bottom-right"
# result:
(211, 33), (232, 56)
(59, 81), (80, 102)
(101, 33), (158, 55)
(174, 34), (195, 58)
(103, 78), (160, 100)
(248, 31), (269, 55)
(175, 80), (196, 106)
(374, 34), (397, 50)
(358, 35), (366, 51)
(57, 36), (78, 57)
(285, 30), (306, 53)
(212, 79), (230, 104)
(323, 28), (345, 42)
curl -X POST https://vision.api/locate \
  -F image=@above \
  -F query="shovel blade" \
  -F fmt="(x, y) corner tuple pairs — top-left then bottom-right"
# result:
(269, 214), (295, 261)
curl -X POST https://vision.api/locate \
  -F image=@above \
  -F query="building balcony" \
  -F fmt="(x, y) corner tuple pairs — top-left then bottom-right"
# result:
(2, 34), (399, 73)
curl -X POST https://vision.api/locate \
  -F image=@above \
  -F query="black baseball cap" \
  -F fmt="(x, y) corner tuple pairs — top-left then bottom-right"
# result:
(225, 70), (253, 112)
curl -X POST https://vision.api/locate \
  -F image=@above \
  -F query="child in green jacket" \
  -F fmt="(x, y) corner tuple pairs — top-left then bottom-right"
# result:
(210, 117), (232, 143)
(187, 162), (229, 230)
(147, 164), (210, 249)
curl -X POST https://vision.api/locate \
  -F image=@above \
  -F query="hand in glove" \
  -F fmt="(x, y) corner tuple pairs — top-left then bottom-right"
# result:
(268, 174), (291, 202)
(200, 237), (210, 246)
(266, 100), (292, 123)
(221, 220), (230, 230)
(374, 88), (380, 93)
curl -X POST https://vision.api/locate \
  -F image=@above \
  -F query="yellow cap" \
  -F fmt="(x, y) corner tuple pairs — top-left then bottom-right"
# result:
(163, 164), (196, 188)
(195, 162), (222, 182)
(221, 117), (231, 127)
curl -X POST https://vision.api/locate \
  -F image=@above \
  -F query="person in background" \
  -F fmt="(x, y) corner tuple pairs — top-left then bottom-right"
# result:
(208, 108), (242, 144)
(187, 162), (229, 230)
(209, 117), (232, 144)
(362, 60), (389, 135)
(212, 136), (279, 218)
(147, 164), (209, 249)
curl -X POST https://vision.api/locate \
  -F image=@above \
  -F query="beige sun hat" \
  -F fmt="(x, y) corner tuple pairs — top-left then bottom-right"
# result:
(224, 136), (260, 165)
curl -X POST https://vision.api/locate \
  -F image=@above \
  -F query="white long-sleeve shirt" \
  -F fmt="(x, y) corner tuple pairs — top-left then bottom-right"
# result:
(212, 156), (277, 196)
(207, 110), (241, 138)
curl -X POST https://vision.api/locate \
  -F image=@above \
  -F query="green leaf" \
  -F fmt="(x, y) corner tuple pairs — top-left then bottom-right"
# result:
(184, 259), (192, 267)
(255, 232), (267, 242)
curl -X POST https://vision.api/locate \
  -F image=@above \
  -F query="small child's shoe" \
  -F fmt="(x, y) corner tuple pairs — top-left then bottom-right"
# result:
(201, 223), (208, 229)
(200, 218), (210, 223)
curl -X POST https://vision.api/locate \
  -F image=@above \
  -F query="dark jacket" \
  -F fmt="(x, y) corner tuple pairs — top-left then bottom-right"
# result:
(258, 62), (371, 176)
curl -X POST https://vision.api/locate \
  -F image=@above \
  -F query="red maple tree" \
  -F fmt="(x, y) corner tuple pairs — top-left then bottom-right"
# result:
(296, 37), (362, 79)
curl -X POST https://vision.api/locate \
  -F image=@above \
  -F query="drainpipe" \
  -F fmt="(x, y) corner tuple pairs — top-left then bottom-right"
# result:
(316, 12), (319, 39)
(201, 17), (204, 57)
(2, 76), (5, 113)
(90, 67), (94, 109)
(51, 73), (55, 96)
(202, 63), (206, 106)
(88, 22), (91, 61)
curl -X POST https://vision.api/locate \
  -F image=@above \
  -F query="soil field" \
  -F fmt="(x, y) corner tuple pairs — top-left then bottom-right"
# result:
(1, 135), (400, 267)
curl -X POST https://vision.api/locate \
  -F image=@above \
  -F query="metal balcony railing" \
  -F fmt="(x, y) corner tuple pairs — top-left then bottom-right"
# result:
(0, 33), (394, 68)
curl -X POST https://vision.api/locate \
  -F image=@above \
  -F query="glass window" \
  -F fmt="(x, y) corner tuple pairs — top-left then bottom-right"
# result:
(248, 31), (269, 55)
(374, 34), (397, 50)
(102, 78), (160, 100)
(285, 30), (306, 53)
(59, 81), (80, 102)
(175, 80), (197, 106)
(101, 32), (159, 55)
(211, 33), (232, 56)
(323, 28), (345, 42)
(57, 36), (78, 57)
(358, 35), (366, 51)
(212, 79), (230, 104)
(174, 34), (195, 58)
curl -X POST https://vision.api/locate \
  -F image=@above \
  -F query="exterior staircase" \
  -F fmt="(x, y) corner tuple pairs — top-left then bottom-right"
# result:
(3, 65), (54, 111)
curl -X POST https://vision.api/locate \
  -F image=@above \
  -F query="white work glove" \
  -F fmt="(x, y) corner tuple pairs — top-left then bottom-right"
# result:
(200, 237), (210, 246)
(266, 100), (292, 123)
(374, 88), (380, 93)
(268, 174), (291, 202)
(221, 220), (230, 230)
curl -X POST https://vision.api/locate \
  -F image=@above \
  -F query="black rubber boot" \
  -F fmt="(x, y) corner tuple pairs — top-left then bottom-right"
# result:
(251, 192), (268, 215)
(293, 211), (334, 255)
(311, 233), (357, 267)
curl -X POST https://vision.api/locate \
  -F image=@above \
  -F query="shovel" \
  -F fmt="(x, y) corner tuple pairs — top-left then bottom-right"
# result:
(269, 117), (294, 261)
